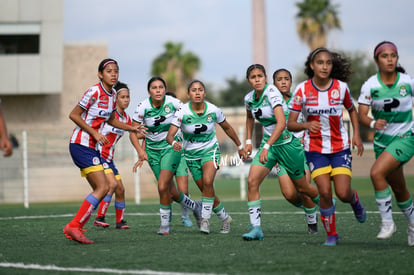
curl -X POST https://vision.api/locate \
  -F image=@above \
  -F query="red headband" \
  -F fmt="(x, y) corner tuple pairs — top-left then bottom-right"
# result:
(374, 43), (398, 59)
(103, 60), (116, 68)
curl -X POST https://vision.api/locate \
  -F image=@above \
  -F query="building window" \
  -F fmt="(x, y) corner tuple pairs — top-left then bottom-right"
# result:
(0, 23), (40, 54)
(0, 34), (39, 54)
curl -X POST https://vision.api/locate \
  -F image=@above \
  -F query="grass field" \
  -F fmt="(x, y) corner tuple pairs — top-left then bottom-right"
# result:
(1, 176), (414, 275)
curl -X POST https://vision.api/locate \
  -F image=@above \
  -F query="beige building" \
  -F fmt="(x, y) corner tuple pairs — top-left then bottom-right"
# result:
(0, 0), (63, 128)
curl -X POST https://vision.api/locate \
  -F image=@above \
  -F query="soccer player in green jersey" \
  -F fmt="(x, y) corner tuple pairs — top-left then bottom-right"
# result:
(130, 77), (201, 235)
(358, 41), (414, 246)
(241, 64), (320, 241)
(167, 80), (247, 234)
(273, 68), (318, 234)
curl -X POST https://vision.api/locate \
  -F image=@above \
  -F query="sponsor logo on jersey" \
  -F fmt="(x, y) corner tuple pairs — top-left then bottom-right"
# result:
(111, 127), (124, 134)
(306, 107), (338, 115)
(99, 110), (112, 117)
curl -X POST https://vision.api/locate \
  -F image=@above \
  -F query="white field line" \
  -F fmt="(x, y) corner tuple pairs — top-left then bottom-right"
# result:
(0, 210), (396, 221)
(0, 262), (224, 275)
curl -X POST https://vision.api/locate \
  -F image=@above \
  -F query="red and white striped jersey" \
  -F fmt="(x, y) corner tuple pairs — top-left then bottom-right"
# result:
(70, 82), (116, 149)
(290, 78), (354, 154)
(98, 110), (131, 162)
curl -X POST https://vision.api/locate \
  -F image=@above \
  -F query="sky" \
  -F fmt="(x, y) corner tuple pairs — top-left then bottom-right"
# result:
(64, 0), (414, 113)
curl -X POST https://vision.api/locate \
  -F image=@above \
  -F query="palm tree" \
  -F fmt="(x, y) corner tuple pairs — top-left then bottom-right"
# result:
(151, 42), (200, 102)
(296, 0), (341, 50)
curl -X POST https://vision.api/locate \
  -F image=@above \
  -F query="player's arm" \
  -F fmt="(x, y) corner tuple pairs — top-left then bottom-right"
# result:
(129, 120), (147, 169)
(219, 120), (247, 160)
(69, 105), (108, 145)
(245, 109), (254, 156)
(166, 124), (181, 152)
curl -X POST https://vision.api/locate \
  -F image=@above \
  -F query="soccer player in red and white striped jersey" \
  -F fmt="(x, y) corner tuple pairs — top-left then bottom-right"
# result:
(63, 59), (144, 244)
(93, 81), (132, 230)
(288, 48), (366, 246)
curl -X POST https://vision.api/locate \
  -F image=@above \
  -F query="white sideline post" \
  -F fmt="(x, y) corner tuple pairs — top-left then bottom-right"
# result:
(134, 151), (141, 204)
(22, 130), (29, 208)
(239, 126), (246, 201)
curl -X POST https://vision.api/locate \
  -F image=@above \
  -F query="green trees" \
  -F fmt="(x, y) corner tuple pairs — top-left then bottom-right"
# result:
(218, 77), (252, 107)
(151, 41), (200, 102)
(295, 0), (341, 50)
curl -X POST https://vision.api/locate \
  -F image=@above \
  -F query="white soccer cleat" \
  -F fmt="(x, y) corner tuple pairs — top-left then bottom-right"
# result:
(220, 216), (232, 234)
(157, 225), (170, 235)
(376, 222), (396, 240)
(407, 224), (414, 246)
(200, 218), (210, 234)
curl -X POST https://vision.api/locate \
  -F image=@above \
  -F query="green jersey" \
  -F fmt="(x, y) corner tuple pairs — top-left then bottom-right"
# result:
(172, 101), (225, 160)
(132, 95), (182, 150)
(244, 84), (292, 146)
(358, 72), (414, 147)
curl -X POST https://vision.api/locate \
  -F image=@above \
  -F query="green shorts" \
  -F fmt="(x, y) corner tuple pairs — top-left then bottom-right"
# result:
(252, 137), (305, 180)
(374, 132), (414, 165)
(146, 145), (181, 180)
(186, 146), (221, 181)
(176, 154), (189, 177)
(276, 159), (309, 177)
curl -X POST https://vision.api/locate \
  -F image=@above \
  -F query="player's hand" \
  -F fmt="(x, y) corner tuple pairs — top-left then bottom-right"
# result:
(94, 133), (109, 145)
(172, 141), (182, 152)
(132, 124), (147, 135)
(0, 138), (12, 157)
(307, 121), (321, 134)
(245, 144), (253, 159)
(238, 147), (248, 161)
(259, 148), (268, 164)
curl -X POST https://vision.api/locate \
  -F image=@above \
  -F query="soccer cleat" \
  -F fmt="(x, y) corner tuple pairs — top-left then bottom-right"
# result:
(94, 216), (110, 228)
(115, 220), (130, 229)
(157, 225), (170, 235)
(181, 216), (193, 227)
(407, 224), (414, 246)
(242, 225), (264, 241)
(352, 200), (367, 223)
(376, 222), (396, 239)
(307, 223), (318, 235)
(63, 224), (94, 244)
(193, 200), (202, 228)
(220, 216), (232, 234)
(323, 234), (339, 246)
(200, 218), (210, 234)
